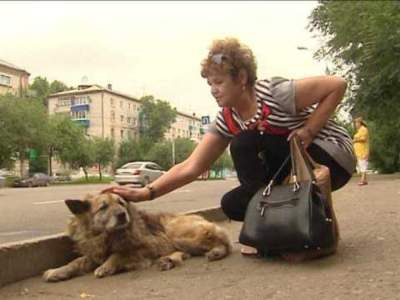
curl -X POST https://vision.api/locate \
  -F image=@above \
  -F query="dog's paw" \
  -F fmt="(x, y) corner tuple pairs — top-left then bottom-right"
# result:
(94, 265), (116, 278)
(206, 248), (227, 261)
(158, 257), (175, 271)
(43, 268), (68, 282)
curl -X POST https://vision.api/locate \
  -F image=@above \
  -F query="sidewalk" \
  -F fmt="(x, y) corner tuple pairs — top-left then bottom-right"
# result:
(1, 175), (400, 299)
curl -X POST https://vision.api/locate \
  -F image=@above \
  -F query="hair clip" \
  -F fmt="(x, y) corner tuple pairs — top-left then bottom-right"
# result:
(211, 53), (226, 64)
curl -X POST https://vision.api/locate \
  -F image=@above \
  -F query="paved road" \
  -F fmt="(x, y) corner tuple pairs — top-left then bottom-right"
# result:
(0, 179), (239, 244)
(1, 174), (400, 299)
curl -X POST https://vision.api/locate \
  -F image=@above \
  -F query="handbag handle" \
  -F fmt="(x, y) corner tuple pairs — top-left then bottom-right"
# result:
(262, 137), (316, 197)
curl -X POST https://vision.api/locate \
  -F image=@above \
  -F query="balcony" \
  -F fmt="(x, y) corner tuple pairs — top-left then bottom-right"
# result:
(72, 119), (90, 127)
(70, 103), (90, 112)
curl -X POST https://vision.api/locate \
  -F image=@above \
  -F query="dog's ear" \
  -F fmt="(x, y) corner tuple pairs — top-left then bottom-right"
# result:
(65, 199), (90, 215)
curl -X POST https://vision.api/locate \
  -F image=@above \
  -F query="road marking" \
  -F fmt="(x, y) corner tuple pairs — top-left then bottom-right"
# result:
(33, 200), (65, 205)
(0, 230), (35, 236)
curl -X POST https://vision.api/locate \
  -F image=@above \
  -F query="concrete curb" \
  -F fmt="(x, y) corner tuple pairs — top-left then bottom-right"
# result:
(0, 206), (225, 287)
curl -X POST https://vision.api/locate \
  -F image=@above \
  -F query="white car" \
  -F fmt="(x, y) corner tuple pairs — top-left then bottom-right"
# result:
(114, 161), (165, 186)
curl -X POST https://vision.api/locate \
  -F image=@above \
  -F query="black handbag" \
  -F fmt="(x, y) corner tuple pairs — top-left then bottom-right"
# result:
(239, 137), (337, 253)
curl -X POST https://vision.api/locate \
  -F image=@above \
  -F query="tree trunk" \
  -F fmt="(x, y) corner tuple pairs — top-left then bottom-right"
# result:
(19, 150), (26, 178)
(83, 168), (88, 181)
(48, 146), (53, 176)
(98, 164), (102, 181)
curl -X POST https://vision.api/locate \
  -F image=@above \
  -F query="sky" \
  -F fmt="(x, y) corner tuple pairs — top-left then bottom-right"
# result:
(0, 1), (325, 119)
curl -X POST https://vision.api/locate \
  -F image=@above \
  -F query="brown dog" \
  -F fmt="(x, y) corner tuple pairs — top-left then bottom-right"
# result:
(43, 193), (232, 282)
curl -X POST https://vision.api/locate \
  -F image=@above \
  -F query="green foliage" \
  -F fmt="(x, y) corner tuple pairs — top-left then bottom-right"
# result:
(173, 138), (196, 164)
(117, 139), (145, 168)
(92, 137), (115, 180)
(309, 1), (400, 173)
(138, 95), (177, 142)
(29, 76), (71, 106)
(210, 151), (233, 177)
(145, 140), (173, 170)
(29, 152), (48, 174)
(0, 94), (49, 176)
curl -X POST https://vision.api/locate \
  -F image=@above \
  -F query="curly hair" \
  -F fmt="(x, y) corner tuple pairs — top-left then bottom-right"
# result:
(200, 37), (257, 87)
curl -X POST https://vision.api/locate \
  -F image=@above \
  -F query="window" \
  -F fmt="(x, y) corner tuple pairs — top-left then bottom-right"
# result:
(58, 97), (72, 106)
(0, 74), (11, 86)
(120, 101), (123, 108)
(73, 96), (90, 105)
(110, 98), (115, 107)
(111, 128), (115, 139)
(71, 111), (88, 119)
(120, 115), (124, 123)
(120, 130), (124, 139)
(128, 103), (131, 110)
(111, 111), (115, 121)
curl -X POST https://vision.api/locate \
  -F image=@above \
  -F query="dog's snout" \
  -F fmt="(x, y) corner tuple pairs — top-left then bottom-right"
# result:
(117, 211), (127, 223)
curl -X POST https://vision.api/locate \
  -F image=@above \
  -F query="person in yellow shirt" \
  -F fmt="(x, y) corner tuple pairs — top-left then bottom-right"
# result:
(353, 117), (369, 185)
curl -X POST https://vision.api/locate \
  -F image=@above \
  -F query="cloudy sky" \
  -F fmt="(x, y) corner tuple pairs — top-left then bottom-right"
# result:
(1, 1), (325, 118)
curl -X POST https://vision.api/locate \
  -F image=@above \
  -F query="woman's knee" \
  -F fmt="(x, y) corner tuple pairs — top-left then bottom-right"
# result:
(220, 191), (243, 221)
(220, 185), (256, 221)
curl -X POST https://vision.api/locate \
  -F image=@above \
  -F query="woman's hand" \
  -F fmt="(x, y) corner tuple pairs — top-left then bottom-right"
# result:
(287, 126), (315, 148)
(101, 185), (150, 202)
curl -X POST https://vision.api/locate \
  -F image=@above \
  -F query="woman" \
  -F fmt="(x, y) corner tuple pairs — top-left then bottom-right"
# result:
(353, 117), (369, 185)
(102, 37), (356, 260)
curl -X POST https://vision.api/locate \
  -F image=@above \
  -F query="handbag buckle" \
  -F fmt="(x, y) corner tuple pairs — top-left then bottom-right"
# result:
(258, 201), (268, 216)
(262, 180), (274, 197)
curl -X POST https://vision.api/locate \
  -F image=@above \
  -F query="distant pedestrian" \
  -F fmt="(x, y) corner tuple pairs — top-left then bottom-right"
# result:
(353, 117), (369, 185)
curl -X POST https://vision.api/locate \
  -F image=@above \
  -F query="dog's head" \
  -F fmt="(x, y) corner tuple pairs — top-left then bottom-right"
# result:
(65, 193), (131, 233)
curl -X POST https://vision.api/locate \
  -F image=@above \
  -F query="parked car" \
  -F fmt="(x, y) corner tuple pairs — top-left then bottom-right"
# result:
(114, 161), (165, 186)
(51, 173), (72, 183)
(13, 173), (52, 187)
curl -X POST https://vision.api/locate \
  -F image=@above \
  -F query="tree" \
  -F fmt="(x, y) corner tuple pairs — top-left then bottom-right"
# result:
(0, 94), (49, 177)
(47, 115), (86, 176)
(92, 137), (115, 180)
(174, 138), (196, 165)
(210, 151), (233, 178)
(0, 97), (15, 169)
(138, 95), (177, 144)
(30, 76), (71, 106)
(117, 139), (145, 168)
(54, 118), (94, 180)
(49, 80), (70, 94)
(145, 141), (173, 170)
(309, 1), (400, 172)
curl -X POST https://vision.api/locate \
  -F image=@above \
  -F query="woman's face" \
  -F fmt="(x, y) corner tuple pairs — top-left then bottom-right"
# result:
(206, 71), (242, 108)
(355, 120), (361, 129)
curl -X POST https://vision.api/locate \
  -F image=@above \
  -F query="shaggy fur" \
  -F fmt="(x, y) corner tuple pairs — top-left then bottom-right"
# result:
(43, 193), (232, 282)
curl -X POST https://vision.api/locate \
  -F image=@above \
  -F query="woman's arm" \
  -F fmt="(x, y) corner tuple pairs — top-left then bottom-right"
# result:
(289, 76), (347, 147)
(102, 132), (230, 202)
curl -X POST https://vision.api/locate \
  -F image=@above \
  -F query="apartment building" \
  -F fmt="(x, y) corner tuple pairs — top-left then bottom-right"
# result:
(0, 59), (30, 96)
(164, 111), (202, 142)
(47, 84), (203, 144)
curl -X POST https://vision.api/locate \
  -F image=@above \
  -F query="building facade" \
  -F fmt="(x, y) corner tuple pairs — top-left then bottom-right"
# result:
(48, 84), (203, 145)
(0, 59), (30, 96)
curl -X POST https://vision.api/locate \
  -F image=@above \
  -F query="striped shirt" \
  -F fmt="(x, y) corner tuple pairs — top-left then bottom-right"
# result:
(211, 77), (356, 174)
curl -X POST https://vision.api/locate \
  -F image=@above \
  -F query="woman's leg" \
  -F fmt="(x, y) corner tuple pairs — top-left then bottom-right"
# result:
(221, 130), (291, 221)
(307, 144), (352, 191)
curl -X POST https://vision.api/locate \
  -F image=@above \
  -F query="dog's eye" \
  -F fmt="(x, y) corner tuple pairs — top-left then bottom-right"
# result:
(98, 203), (108, 212)
(118, 199), (126, 206)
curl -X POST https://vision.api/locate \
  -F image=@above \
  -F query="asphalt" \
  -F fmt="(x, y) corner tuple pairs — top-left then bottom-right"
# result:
(1, 174), (400, 299)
